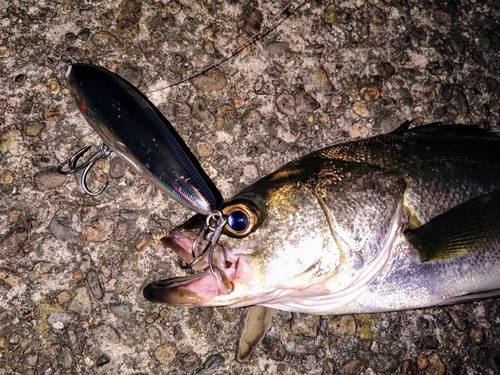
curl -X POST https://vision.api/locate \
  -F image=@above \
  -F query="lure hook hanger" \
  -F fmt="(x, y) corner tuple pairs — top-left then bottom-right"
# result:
(57, 143), (112, 196)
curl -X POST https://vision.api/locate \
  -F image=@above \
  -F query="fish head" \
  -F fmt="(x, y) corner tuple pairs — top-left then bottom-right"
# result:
(143, 163), (345, 309)
(143, 157), (406, 312)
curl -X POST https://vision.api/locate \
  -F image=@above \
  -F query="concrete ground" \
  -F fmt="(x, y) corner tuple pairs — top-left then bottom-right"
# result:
(1, 0), (500, 374)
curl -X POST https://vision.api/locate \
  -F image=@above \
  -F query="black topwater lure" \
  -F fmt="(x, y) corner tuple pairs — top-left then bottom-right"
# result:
(58, 56), (228, 279)
(58, 57), (220, 216)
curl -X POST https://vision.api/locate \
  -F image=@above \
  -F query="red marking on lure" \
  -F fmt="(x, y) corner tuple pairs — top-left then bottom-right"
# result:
(80, 98), (86, 114)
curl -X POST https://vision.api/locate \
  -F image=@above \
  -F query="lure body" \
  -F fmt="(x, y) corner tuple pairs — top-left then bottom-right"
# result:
(64, 63), (218, 215)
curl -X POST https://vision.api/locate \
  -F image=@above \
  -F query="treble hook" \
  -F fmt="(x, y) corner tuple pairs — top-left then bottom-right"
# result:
(57, 143), (112, 196)
(180, 210), (227, 277)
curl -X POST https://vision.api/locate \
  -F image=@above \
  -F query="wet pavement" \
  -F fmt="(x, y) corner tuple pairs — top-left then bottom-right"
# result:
(1, 0), (500, 374)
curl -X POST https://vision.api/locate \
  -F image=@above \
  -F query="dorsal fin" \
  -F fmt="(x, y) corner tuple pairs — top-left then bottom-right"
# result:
(391, 120), (493, 136)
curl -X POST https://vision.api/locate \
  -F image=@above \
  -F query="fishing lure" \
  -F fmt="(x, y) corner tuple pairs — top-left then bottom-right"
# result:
(58, 56), (220, 216)
(58, 56), (228, 280)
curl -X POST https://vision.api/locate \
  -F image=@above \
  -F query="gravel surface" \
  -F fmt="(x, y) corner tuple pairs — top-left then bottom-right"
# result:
(1, 0), (500, 374)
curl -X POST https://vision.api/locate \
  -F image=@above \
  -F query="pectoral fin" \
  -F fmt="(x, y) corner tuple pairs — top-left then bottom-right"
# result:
(237, 306), (275, 362)
(405, 191), (500, 262)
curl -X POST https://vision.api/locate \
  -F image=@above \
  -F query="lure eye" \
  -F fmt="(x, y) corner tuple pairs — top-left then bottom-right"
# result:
(222, 202), (259, 237)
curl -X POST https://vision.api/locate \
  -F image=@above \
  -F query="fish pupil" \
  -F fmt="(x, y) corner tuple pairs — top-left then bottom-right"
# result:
(228, 210), (248, 232)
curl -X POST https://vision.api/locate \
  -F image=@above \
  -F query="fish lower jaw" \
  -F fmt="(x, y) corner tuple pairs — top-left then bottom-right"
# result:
(143, 231), (249, 306)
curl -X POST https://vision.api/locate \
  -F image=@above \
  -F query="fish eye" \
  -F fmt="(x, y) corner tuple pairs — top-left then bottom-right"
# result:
(228, 210), (248, 232)
(222, 202), (259, 237)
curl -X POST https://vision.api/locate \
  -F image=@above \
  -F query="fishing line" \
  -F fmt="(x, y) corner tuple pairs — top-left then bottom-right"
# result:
(147, 0), (308, 94)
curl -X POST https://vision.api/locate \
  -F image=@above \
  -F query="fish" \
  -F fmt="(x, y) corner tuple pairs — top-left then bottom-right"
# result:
(59, 60), (220, 214)
(143, 122), (500, 358)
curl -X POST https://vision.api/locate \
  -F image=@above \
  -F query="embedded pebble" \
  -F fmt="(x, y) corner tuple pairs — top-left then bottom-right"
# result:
(469, 325), (485, 345)
(1, 170), (14, 183)
(331, 95), (343, 107)
(7, 210), (20, 222)
(57, 345), (75, 369)
(190, 68), (227, 92)
(201, 161), (218, 179)
(49, 216), (75, 241)
(47, 313), (69, 331)
(119, 209), (138, 220)
(360, 86), (381, 101)
(199, 354), (225, 375)
(114, 222), (128, 241)
(433, 9), (452, 27)
(96, 354), (111, 367)
(93, 324), (120, 345)
(0, 270), (21, 287)
(440, 84), (454, 102)
(352, 101), (369, 117)
(265, 41), (289, 56)
(193, 97), (215, 124)
(220, 104), (236, 119)
(449, 310), (468, 331)
(340, 358), (366, 375)
(243, 7), (262, 36)
(68, 287), (92, 316)
(233, 96), (245, 108)
(115, 281), (134, 295)
(349, 123), (370, 138)
(165, 1), (181, 14)
(34, 169), (67, 190)
(291, 314), (320, 338)
(86, 270), (103, 299)
(109, 157), (127, 179)
(241, 109), (261, 125)
(276, 92), (296, 116)
(328, 315), (356, 334)
(56, 291), (71, 304)
(47, 78), (60, 95)
(402, 359), (418, 375)
(307, 66), (334, 95)
(154, 343), (178, 365)
(135, 237), (149, 252)
(417, 353), (428, 369)
(156, 308), (170, 324)
(261, 336), (286, 361)
(0, 46), (10, 57)
(23, 122), (46, 136)
(381, 62), (395, 77)
(196, 142), (213, 157)
(0, 227), (28, 259)
(0, 129), (22, 153)
(297, 93), (320, 113)
(117, 0), (141, 39)
(455, 91), (469, 115)
(72, 270), (85, 284)
(81, 206), (98, 222)
(116, 64), (143, 87)
(370, 7), (386, 25)
(318, 112), (332, 128)
(325, 6), (337, 25)
(425, 352), (445, 375)
(485, 77), (498, 92)
(243, 164), (258, 181)
(91, 30), (120, 49)
(83, 219), (114, 243)
(35, 154), (58, 168)
(43, 108), (60, 122)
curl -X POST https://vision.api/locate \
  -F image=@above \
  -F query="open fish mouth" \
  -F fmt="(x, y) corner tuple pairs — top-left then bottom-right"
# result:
(143, 231), (241, 306)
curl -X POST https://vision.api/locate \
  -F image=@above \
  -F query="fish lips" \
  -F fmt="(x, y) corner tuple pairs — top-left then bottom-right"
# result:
(143, 230), (240, 306)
